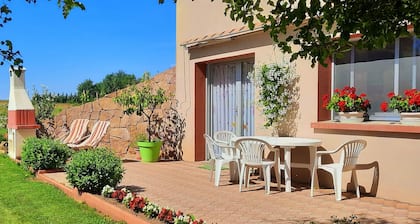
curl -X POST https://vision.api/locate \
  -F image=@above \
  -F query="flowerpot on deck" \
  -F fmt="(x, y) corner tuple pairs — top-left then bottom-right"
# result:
(137, 141), (162, 162)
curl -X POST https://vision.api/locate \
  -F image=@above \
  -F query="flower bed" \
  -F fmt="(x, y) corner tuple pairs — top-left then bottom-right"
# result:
(101, 185), (206, 224)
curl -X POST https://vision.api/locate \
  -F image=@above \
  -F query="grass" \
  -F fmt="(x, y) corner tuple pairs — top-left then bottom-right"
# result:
(54, 103), (73, 116)
(0, 154), (123, 224)
(198, 163), (228, 170)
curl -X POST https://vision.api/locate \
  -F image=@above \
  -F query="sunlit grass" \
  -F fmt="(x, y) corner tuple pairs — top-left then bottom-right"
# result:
(0, 154), (123, 224)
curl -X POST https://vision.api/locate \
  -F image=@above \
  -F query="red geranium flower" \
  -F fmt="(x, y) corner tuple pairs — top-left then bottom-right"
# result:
(382, 89), (420, 112)
(380, 102), (388, 112)
(324, 86), (371, 112)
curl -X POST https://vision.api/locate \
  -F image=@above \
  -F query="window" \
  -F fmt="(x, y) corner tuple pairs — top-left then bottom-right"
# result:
(332, 36), (420, 120)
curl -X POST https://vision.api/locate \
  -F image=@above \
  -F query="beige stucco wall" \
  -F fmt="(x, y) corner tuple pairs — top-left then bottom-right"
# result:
(176, 1), (420, 205)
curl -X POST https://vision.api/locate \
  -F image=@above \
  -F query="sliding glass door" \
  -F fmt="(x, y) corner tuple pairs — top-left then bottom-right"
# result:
(207, 59), (255, 137)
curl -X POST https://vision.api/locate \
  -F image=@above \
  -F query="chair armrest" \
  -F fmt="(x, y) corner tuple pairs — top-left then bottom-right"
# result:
(215, 142), (240, 159)
(315, 150), (337, 166)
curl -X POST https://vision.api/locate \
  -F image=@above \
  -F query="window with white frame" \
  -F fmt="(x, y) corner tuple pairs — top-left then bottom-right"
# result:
(333, 36), (420, 120)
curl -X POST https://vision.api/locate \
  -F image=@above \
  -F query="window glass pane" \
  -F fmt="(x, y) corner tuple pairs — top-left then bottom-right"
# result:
(415, 38), (420, 89)
(354, 44), (394, 114)
(334, 52), (351, 90)
(400, 37), (413, 92)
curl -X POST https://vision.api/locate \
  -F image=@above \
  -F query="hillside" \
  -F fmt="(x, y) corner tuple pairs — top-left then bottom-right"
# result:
(53, 67), (178, 160)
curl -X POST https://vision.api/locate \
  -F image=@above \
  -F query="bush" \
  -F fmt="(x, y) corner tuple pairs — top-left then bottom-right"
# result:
(0, 128), (6, 142)
(65, 148), (124, 194)
(21, 137), (72, 172)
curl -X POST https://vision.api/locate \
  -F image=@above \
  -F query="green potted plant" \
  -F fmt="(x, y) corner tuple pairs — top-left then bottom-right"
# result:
(115, 82), (168, 162)
(381, 89), (420, 125)
(322, 86), (371, 123)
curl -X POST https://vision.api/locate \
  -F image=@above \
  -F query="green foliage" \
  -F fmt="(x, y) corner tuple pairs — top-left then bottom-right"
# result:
(323, 86), (371, 112)
(381, 89), (420, 112)
(99, 70), (138, 94)
(32, 86), (56, 121)
(222, 0), (420, 66)
(0, 155), (120, 224)
(0, 128), (6, 142)
(0, 101), (7, 131)
(21, 137), (72, 173)
(65, 147), (124, 194)
(77, 71), (141, 103)
(77, 79), (97, 103)
(114, 81), (168, 142)
(31, 86), (57, 138)
(249, 63), (299, 127)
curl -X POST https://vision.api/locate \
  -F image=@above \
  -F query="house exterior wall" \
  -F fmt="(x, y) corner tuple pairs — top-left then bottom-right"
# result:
(176, 1), (420, 205)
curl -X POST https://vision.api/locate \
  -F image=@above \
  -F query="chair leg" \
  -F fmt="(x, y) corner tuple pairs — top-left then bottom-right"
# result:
(352, 170), (360, 198)
(245, 167), (251, 188)
(209, 159), (215, 182)
(214, 160), (222, 187)
(235, 160), (241, 183)
(310, 168), (318, 197)
(239, 163), (246, 192)
(333, 170), (342, 201)
(264, 165), (271, 195)
(274, 164), (281, 192)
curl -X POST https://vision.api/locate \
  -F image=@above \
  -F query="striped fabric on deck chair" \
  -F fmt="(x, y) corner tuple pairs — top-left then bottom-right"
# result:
(61, 119), (90, 144)
(68, 120), (110, 149)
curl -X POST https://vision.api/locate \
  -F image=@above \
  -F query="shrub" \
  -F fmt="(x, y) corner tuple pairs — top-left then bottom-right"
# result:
(21, 137), (72, 172)
(65, 148), (124, 194)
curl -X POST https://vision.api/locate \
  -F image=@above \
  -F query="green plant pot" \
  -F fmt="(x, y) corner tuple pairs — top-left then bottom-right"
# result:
(137, 141), (162, 162)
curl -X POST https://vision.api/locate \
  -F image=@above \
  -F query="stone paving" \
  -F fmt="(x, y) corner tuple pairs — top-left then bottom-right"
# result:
(45, 160), (420, 224)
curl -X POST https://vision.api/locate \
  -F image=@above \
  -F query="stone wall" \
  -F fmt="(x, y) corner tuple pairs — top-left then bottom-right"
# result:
(54, 67), (180, 160)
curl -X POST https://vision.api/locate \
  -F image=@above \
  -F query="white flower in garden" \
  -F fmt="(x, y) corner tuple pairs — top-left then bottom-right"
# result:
(249, 62), (299, 127)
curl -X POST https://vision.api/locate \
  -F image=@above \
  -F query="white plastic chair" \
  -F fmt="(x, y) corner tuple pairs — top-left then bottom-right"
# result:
(214, 130), (237, 146)
(203, 134), (240, 187)
(311, 139), (367, 201)
(235, 137), (280, 195)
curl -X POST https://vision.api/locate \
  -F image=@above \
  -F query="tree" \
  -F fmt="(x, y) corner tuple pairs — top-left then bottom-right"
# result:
(0, 0), (85, 72)
(160, 0), (419, 66)
(77, 79), (97, 103)
(31, 86), (57, 137)
(99, 70), (137, 95)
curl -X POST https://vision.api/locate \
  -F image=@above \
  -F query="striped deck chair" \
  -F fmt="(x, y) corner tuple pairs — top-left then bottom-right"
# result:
(61, 119), (90, 144)
(68, 120), (110, 149)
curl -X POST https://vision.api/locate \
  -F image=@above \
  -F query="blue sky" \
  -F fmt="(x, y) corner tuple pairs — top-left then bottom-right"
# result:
(0, 1), (175, 99)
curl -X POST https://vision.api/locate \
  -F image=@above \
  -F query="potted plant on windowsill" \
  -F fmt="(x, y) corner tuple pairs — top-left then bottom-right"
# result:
(322, 86), (371, 123)
(115, 82), (168, 162)
(380, 89), (420, 125)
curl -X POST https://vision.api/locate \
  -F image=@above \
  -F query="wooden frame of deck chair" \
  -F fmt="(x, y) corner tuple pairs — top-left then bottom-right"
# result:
(58, 119), (90, 145)
(67, 120), (110, 150)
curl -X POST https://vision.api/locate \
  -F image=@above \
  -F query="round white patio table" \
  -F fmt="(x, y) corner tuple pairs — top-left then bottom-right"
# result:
(233, 136), (322, 193)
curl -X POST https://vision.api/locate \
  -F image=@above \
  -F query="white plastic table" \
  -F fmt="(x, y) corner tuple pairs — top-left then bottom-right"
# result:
(233, 136), (322, 192)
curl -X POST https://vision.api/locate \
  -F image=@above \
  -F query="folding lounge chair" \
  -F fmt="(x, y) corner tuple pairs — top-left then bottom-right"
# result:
(67, 120), (110, 149)
(60, 119), (90, 145)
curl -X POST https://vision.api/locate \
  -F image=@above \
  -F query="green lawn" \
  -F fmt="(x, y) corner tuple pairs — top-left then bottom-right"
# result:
(0, 154), (124, 224)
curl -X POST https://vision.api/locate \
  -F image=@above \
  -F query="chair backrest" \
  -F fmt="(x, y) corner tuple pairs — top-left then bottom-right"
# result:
(62, 119), (89, 144)
(234, 137), (273, 164)
(339, 139), (367, 171)
(203, 134), (221, 160)
(78, 120), (110, 148)
(214, 131), (237, 146)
